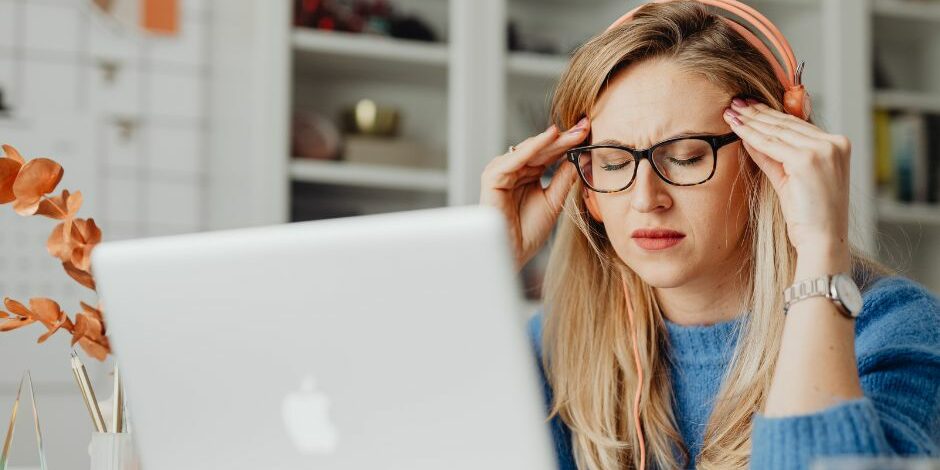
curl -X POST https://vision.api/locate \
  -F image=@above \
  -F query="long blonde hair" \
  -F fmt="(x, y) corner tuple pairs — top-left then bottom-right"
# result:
(541, 2), (894, 469)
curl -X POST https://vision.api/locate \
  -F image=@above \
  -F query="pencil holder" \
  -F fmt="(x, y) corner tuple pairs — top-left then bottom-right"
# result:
(89, 432), (139, 470)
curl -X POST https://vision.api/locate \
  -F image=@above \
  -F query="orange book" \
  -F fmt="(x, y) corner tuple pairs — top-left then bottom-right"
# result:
(141, 0), (179, 35)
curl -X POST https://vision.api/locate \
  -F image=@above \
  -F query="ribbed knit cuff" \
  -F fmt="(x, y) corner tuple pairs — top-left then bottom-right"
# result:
(750, 397), (893, 469)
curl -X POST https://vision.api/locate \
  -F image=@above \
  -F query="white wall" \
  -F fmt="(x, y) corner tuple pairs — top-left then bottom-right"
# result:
(0, 0), (211, 467)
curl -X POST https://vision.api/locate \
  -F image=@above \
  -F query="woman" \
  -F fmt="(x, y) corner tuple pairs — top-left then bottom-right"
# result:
(479, 2), (940, 469)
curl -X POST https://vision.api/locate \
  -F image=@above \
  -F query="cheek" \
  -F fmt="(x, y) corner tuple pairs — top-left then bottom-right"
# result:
(690, 194), (749, 253)
(703, 164), (752, 250)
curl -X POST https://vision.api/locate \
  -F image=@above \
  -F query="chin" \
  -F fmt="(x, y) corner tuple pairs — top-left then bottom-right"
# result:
(625, 260), (692, 289)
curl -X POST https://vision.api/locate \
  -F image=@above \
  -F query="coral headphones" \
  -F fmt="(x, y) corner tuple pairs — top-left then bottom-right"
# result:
(583, 0), (811, 223)
(588, 2), (809, 468)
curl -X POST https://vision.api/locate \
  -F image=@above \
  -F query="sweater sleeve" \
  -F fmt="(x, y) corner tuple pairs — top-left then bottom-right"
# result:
(750, 276), (940, 469)
(527, 311), (579, 470)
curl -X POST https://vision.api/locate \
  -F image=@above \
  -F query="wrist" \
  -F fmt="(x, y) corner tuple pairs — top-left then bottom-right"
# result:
(794, 244), (851, 281)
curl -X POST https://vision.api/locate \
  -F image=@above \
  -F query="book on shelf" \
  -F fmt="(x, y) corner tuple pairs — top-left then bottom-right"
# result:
(341, 134), (446, 170)
(873, 109), (940, 204)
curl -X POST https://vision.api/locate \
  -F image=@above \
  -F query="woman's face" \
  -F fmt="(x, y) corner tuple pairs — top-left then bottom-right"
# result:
(587, 58), (752, 289)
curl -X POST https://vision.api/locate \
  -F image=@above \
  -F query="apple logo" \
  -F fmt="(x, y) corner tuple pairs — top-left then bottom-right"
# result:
(282, 375), (338, 454)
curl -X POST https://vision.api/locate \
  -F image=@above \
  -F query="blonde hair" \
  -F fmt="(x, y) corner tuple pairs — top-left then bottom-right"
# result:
(541, 2), (894, 469)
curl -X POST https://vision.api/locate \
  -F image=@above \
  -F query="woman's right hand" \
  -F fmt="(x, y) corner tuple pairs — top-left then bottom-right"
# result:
(480, 116), (590, 272)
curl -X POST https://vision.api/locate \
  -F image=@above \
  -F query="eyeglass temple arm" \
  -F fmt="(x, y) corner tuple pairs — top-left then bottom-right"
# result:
(716, 133), (741, 146)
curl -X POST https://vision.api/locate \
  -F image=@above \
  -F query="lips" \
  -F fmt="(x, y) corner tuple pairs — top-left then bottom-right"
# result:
(631, 228), (686, 251)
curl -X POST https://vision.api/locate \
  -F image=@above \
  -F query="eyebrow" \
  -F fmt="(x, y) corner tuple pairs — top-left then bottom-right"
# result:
(593, 130), (716, 148)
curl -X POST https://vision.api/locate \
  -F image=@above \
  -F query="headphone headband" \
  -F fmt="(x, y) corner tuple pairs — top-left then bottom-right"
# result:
(606, 0), (811, 120)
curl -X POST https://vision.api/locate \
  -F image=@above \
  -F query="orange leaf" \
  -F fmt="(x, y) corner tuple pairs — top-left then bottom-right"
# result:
(61, 192), (83, 237)
(63, 261), (96, 290)
(12, 158), (64, 216)
(3, 297), (31, 318)
(0, 318), (35, 332)
(79, 302), (104, 322)
(77, 315), (104, 341)
(70, 219), (101, 271)
(29, 298), (62, 325)
(67, 190), (83, 215)
(71, 314), (87, 346)
(1, 144), (25, 164)
(35, 189), (70, 219)
(47, 221), (86, 263)
(37, 316), (68, 343)
(79, 337), (110, 361)
(86, 305), (105, 337)
(0, 158), (21, 204)
(76, 218), (101, 245)
(73, 244), (95, 272)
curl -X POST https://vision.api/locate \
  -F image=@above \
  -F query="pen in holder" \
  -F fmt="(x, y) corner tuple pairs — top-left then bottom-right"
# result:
(89, 432), (137, 470)
(72, 354), (139, 470)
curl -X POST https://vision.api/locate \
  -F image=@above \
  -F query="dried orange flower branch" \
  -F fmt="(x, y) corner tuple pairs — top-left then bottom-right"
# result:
(0, 144), (110, 360)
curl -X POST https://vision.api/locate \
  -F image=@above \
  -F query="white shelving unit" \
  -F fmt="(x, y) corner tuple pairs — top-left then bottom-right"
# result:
(290, 159), (448, 192)
(872, 0), (940, 21)
(209, 0), (940, 293)
(873, 90), (940, 114)
(292, 28), (449, 85)
(878, 197), (940, 226)
(868, 0), (940, 291)
(293, 28), (449, 66)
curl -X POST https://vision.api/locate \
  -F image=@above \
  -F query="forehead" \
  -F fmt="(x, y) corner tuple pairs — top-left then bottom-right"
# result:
(590, 59), (732, 146)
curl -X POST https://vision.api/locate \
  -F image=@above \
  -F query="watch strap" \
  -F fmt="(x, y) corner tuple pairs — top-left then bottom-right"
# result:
(783, 274), (831, 314)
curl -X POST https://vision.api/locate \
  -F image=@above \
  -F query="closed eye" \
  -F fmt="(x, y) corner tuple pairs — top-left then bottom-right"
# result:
(601, 160), (634, 171)
(667, 155), (705, 167)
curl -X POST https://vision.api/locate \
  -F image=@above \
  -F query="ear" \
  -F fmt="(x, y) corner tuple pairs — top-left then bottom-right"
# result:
(583, 189), (603, 223)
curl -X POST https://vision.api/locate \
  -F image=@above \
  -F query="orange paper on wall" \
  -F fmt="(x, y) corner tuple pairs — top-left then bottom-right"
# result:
(141, 0), (179, 35)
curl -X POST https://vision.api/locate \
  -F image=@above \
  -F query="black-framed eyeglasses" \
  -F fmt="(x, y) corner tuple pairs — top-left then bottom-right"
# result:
(566, 132), (741, 193)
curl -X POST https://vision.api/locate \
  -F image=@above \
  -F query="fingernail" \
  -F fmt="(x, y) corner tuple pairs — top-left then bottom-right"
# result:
(731, 97), (747, 108)
(567, 117), (588, 133)
(724, 109), (743, 126)
(746, 98), (759, 105)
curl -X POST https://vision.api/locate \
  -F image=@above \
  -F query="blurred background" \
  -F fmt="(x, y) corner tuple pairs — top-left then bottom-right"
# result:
(0, 0), (938, 467)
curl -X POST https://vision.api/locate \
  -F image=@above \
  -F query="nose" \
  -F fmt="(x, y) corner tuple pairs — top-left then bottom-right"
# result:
(629, 159), (672, 213)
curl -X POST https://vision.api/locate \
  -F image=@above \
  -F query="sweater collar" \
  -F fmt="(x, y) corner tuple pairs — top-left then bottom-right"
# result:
(663, 313), (747, 365)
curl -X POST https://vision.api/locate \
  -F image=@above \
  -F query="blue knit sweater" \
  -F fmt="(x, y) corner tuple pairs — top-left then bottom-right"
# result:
(527, 275), (940, 469)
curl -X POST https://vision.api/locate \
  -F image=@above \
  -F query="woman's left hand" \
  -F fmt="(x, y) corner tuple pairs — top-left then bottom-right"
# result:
(723, 97), (851, 260)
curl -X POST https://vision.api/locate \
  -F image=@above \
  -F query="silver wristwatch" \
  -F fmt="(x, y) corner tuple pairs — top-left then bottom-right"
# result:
(783, 272), (863, 318)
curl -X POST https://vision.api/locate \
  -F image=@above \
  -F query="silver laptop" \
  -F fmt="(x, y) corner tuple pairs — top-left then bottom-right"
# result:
(91, 204), (556, 470)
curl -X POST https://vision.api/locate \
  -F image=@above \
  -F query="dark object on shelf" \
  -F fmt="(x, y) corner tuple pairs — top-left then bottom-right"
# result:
(290, 181), (446, 222)
(507, 21), (522, 52)
(872, 46), (893, 89)
(294, 0), (438, 42)
(506, 18), (560, 55)
(927, 113), (940, 204)
(389, 15), (436, 42)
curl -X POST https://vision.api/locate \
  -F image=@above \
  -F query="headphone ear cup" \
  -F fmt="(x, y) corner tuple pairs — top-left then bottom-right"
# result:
(583, 189), (604, 223)
(784, 85), (811, 121)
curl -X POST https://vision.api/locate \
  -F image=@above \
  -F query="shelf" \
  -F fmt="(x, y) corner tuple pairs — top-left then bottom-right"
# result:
(508, 51), (568, 81)
(873, 90), (940, 114)
(877, 197), (940, 226)
(872, 0), (940, 22)
(290, 159), (448, 192)
(291, 28), (448, 86)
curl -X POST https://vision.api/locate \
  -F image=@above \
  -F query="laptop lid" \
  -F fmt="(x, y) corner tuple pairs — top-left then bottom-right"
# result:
(92, 205), (556, 470)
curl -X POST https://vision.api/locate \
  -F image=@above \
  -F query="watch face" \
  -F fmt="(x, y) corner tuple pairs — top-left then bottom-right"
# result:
(833, 274), (863, 317)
